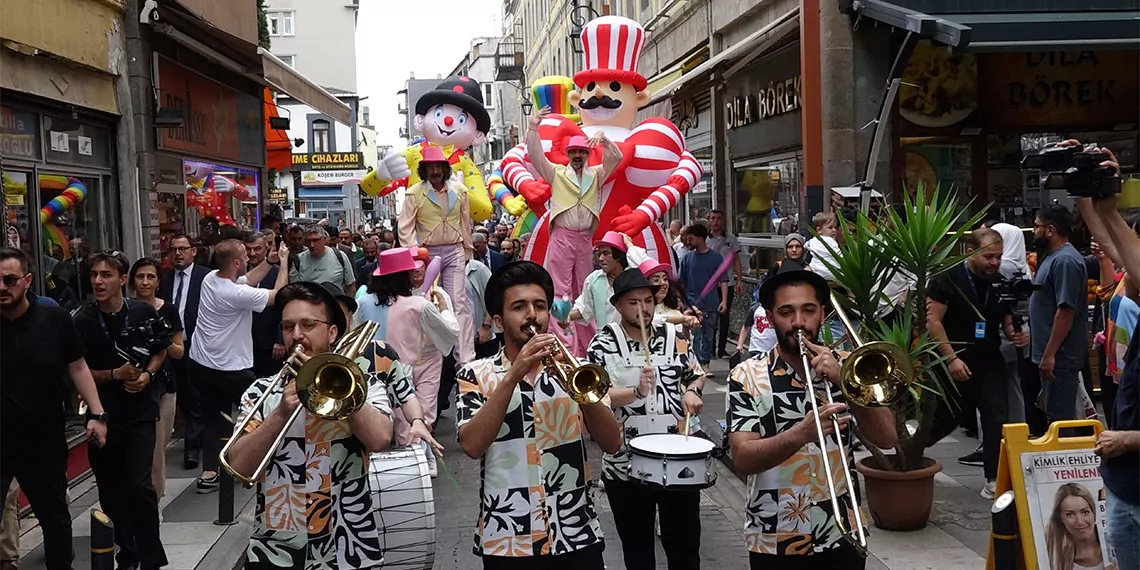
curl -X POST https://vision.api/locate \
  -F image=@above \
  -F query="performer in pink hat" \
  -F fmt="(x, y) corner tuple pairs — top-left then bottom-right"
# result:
(559, 230), (651, 340)
(501, 14), (701, 271)
(396, 146), (476, 364)
(522, 105), (623, 355)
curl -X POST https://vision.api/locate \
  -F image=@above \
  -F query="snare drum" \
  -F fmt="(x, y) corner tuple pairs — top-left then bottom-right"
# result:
(627, 434), (717, 490)
(369, 445), (435, 569)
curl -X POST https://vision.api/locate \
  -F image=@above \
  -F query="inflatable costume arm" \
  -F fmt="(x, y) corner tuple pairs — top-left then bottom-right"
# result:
(612, 118), (702, 236)
(454, 155), (492, 222)
(500, 143), (544, 217)
(361, 146), (419, 196)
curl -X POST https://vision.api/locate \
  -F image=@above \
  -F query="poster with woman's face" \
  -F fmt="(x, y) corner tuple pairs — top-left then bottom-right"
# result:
(1021, 450), (1117, 570)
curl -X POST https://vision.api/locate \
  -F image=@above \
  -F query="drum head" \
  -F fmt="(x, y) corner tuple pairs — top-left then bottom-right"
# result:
(629, 434), (715, 459)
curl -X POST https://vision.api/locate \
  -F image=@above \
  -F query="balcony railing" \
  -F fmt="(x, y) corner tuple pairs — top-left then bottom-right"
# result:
(398, 102), (408, 115)
(495, 40), (526, 82)
(398, 126), (409, 139)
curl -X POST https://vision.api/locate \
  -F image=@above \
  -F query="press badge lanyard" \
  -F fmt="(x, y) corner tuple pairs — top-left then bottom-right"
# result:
(965, 262), (987, 340)
(98, 299), (132, 340)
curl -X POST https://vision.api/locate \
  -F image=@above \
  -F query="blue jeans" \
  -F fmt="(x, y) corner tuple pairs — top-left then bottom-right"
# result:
(693, 309), (717, 364)
(1107, 487), (1140, 570)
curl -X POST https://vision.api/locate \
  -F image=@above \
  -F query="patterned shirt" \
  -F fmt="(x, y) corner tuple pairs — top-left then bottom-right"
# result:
(455, 349), (603, 558)
(585, 323), (698, 481)
(726, 348), (861, 556)
(236, 340), (396, 570)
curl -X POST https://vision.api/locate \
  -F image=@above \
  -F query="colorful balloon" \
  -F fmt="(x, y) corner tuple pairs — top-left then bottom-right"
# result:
(532, 76), (578, 123)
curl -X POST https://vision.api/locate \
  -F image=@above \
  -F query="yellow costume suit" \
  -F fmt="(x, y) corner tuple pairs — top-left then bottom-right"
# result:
(361, 142), (492, 222)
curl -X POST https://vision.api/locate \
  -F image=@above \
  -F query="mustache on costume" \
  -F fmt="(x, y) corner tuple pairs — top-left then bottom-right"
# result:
(578, 95), (622, 110)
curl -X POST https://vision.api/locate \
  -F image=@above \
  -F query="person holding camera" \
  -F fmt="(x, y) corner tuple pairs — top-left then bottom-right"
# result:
(73, 251), (170, 570)
(1029, 203), (1089, 423)
(926, 228), (1028, 499)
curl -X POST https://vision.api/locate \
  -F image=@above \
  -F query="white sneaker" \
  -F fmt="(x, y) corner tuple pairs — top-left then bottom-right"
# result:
(981, 480), (996, 500)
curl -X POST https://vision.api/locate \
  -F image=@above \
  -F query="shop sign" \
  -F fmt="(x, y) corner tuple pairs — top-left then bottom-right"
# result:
(300, 170), (367, 186)
(361, 198), (375, 211)
(0, 107), (40, 160)
(268, 187), (288, 203)
(292, 152), (364, 170)
(726, 76), (802, 130)
(979, 50), (1139, 128)
(155, 55), (264, 165)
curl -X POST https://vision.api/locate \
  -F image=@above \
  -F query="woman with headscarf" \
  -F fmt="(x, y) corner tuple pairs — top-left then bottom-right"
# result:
(990, 222), (1030, 279)
(766, 233), (812, 279)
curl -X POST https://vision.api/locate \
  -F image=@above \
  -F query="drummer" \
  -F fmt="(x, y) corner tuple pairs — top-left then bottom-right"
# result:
(585, 269), (705, 570)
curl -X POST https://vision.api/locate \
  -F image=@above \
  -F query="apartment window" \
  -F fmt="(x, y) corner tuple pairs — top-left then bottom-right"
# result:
(277, 54), (295, 68)
(268, 11), (295, 37)
(483, 83), (495, 109)
(312, 120), (330, 152)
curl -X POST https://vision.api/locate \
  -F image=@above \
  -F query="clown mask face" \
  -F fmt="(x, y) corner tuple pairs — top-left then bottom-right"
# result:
(415, 104), (486, 149)
(568, 80), (650, 128)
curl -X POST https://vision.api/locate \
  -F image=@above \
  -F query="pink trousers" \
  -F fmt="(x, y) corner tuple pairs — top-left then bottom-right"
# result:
(393, 351), (442, 445)
(428, 243), (473, 363)
(546, 226), (596, 356)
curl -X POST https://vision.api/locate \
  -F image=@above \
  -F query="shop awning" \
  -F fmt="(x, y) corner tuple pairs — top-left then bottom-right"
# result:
(646, 8), (800, 106)
(264, 89), (293, 171)
(259, 48), (352, 125)
(840, 0), (972, 47)
(948, 11), (1140, 51)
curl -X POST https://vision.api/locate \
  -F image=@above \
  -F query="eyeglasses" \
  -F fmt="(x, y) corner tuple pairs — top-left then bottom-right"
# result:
(168, 246), (194, 254)
(281, 318), (332, 334)
(0, 273), (28, 288)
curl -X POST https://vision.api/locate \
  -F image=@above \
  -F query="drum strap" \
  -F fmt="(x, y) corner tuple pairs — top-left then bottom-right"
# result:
(608, 322), (678, 416)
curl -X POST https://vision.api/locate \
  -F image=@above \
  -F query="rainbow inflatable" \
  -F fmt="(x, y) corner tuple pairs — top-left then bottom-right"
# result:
(532, 76), (578, 123)
(39, 176), (87, 258)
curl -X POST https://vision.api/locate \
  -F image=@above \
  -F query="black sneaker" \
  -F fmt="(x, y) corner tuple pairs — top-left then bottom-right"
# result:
(957, 451), (984, 467)
(196, 474), (219, 494)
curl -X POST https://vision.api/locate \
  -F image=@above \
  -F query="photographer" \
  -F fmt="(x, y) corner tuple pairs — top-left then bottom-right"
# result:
(73, 251), (169, 570)
(926, 228), (1028, 500)
(1074, 145), (1140, 570)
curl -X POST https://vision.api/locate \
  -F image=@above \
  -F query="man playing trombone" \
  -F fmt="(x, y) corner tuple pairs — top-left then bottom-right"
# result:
(585, 268), (705, 569)
(727, 266), (898, 569)
(225, 282), (394, 570)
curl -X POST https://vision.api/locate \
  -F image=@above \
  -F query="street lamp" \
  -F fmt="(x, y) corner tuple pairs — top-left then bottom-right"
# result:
(521, 98), (534, 116)
(568, 0), (599, 55)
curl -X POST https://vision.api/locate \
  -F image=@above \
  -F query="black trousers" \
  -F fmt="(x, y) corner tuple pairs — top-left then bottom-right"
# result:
(89, 421), (167, 569)
(252, 345), (283, 380)
(716, 286), (734, 356)
(0, 434), (73, 570)
(749, 543), (866, 570)
(1020, 358), (1049, 437)
(963, 356), (1009, 481)
(188, 358), (255, 473)
(174, 356), (205, 462)
(481, 542), (604, 570)
(603, 477), (701, 570)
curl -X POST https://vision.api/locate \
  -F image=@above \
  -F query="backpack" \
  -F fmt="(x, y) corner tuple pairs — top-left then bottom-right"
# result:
(299, 247), (354, 294)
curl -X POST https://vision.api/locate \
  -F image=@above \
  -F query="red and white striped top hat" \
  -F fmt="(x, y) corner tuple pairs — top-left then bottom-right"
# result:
(574, 15), (648, 91)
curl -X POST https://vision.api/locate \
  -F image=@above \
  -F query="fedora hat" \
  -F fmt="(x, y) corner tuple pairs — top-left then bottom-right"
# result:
(320, 281), (358, 314)
(610, 268), (661, 306)
(565, 135), (590, 151)
(757, 264), (830, 311)
(373, 247), (425, 277)
(420, 146), (449, 164)
(593, 230), (628, 252)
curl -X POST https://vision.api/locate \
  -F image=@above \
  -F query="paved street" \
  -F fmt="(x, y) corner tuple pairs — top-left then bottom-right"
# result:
(13, 359), (996, 570)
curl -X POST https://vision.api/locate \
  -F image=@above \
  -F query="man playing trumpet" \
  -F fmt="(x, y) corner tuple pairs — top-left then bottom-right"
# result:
(727, 266), (897, 569)
(226, 282), (395, 570)
(585, 268), (705, 569)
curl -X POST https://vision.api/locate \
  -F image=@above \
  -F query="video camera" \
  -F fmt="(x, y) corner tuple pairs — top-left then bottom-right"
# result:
(116, 316), (176, 368)
(1021, 144), (1121, 199)
(992, 272), (1038, 325)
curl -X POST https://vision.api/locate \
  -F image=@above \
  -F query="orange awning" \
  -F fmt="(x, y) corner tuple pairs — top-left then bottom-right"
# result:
(265, 89), (292, 171)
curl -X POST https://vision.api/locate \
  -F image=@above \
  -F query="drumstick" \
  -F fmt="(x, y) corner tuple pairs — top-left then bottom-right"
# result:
(636, 300), (652, 367)
(683, 411), (692, 438)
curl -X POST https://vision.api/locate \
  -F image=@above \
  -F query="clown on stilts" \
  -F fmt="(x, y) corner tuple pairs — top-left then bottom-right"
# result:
(501, 15), (702, 354)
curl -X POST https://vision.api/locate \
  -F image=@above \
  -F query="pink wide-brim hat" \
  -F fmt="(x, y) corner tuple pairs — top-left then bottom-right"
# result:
(420, 145), (448, 163)
(565, 135), (590, 151)
(593, 230), (628, 252)
(373, 247), (425, 276)
(638, 259), (673, 280)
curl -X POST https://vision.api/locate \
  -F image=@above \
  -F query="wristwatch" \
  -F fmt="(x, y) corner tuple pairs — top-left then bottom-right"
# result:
(686, 385), (703, 397)
(86, 411), (109, 422)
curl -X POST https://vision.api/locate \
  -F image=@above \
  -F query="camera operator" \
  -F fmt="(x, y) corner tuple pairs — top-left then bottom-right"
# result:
(1029, 203), (1088, 423)
(926, 228), (1028, 499)
(1074, 144), (1140, 570)
(985, 221), (1030, 424)
(72, 251), (169, 570)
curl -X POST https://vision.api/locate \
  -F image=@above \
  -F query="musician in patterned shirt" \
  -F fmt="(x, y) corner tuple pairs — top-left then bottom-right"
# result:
(456, 261), (623, 569)
(226, 282), (394, 570)
(585, 269), (705, 570)
(726, 266), (897, 570)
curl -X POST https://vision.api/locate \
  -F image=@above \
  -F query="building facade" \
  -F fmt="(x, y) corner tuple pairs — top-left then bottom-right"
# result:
(263, 0), (359, 93)
(397, 75), (444, 143)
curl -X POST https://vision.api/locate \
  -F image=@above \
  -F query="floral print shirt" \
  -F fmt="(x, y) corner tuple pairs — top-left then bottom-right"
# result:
(585, 322), (698, 481)
(726, 348), (861, 556)
(236, 340), (396, 570)
(455, 349), (604, 558)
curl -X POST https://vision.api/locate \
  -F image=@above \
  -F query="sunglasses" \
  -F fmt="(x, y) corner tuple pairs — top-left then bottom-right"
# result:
(1, 273), (29, 288)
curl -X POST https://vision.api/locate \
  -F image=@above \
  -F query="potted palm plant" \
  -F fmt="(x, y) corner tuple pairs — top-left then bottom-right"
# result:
(817, 185), (986, 530)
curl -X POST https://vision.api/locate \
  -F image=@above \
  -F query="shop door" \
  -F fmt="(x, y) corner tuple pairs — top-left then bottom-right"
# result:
(37, 173), (103, 310)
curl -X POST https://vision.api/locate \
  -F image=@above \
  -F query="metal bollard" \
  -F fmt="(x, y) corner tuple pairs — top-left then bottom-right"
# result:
(215, 404), (238, 526)
(990, 490), (1018, 570)
(90, 510), (115, 570)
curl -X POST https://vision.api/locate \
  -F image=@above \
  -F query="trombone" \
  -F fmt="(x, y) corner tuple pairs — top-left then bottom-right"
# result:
(796, 293), (914, 556)
(525, 324), (611, 405)
(220, 321), (381, 486)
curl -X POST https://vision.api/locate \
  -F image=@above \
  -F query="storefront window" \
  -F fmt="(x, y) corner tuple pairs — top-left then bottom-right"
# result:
(184, 159), (259, 242)
(43, 115), (111, 168)
(734, 156), (802, 237)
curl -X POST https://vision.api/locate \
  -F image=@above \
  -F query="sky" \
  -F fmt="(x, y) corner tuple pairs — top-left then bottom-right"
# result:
(357, 0), (505, 148)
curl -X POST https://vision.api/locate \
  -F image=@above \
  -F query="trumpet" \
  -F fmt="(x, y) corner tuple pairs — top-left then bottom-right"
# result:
(796, 293), (914, 556)
(525, 324), (611, 404)
(219, 321), (381, 486)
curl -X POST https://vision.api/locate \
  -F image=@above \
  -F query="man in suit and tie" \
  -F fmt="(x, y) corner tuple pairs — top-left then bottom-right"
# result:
(159, 234), (211, 469)
(471, 232), (505, 272)
(244, 232), (285, 378)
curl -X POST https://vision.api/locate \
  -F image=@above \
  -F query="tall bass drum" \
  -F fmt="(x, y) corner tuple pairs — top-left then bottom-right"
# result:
(369, 445), (435, 569)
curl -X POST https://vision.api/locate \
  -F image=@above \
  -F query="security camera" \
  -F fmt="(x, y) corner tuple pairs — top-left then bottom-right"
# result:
(140, 0), (159, 24)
